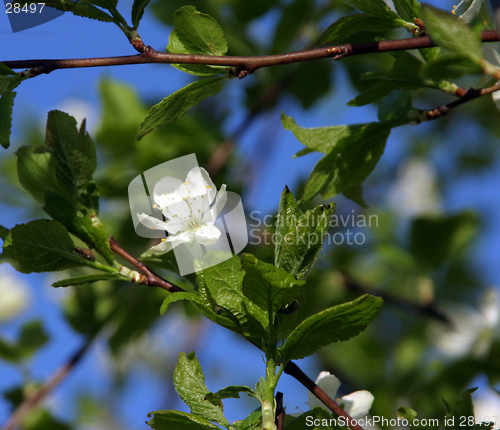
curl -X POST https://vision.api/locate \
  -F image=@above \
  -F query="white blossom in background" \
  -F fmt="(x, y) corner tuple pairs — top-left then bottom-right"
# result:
(308, 371), (374, 419)
(484, 45), (500, 111)
(0, 265), (30, 322)
(431, 288), (500, 358)
(452, 0), (483, 23)
(387, 158), (441, 217)
(138, 167), (227, 254)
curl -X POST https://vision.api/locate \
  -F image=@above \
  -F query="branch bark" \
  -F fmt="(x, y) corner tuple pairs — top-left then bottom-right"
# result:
(4, 31), (499, 77)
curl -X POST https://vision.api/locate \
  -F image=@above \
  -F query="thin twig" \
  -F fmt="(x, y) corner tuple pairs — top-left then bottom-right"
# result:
(4, 31), (499, 76)
(109, 236), (184, 293)
(276, 392), (284, 430)
(284, 362), (365, 430)
(0, 336), (94, 430)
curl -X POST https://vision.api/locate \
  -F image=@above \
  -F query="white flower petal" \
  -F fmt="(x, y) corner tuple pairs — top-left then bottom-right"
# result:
(308, 371), (341, 410)
(340, 390), (374, 419)
(137, 213), (169, 231)
(194, 224), (221, 245)
(203, 184), (227, 224)
(164, 230), (193, 244)
(459, 0), (483, 23)
(185, 167), (217, 202)
(153, 176), (185, 208)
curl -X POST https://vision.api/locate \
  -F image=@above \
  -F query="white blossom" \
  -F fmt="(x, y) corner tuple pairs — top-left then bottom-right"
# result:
(0, 265), (30, 322)
(138, 167), (227, 254)
(308, 371), (374, 419)
(452, 0), (483, 23)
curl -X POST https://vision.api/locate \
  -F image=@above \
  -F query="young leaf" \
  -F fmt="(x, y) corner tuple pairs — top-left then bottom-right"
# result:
(234, 408), (262, 430)
(275, 187), (335, 280)
(345, 0), (405, 22)
(0, 63), (16, 75)
(18, 320), (49, 356)
(0, 74), (23, 97)
(377, 89), (413, 122)
(2, 219), (86, 273)
(132, 0), (150, 28)
(0, 224), (8, 240)
(205, 385), (256, 404)
(422, 54), (483, 80)
(302, 122), (391, 204)
(241, 254), (304, 312)
(173, 352), (231, 428)
(195, 252), (268, 341)
(46, 110), (97, 189)
(318, 13), (400, 46)
(0, 91), (16, 149)
(397, 407), (431, 430)
(278, 294), (383, 362)
(422, 5), (483, 64)
(137, 77), (223, 140)
(451, 388), (477, 430)
(147, 410), (221, 430)
(24, 0), (117, 23)
(52, 272), (124, 287)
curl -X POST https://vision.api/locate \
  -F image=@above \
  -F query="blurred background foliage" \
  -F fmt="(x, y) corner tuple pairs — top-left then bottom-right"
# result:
(1, 0), (500, 428)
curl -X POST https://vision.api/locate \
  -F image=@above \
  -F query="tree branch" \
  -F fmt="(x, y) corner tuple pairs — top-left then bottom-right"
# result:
(4, 31), (499, 77)
(284, 361), (365, 430)
(0, 336), (94, 430)
(109, 236), (184, 293)
(276, 391), (284, 430)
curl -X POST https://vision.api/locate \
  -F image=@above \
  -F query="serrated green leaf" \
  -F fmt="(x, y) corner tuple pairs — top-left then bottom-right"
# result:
(173, 6), (227, 56)
(195, 252), (268, 341)
(451, 388), (477, 430)
(2, 219), (86, 273)
(19, 0), (117, 23)
(241, 254), (304, 312)
(286, 408), (337, 430)
(205, 385), (256, 405)
(52, 272), (123, 287)
(275, 187), (335, 280)
(147, 410), (221, 430)
(302, 122), (391, 203)
(282, 112), (365, 156)
(173, 352), (231, 428)
(410, 211), (478, 270)
(234, 409), (262, 430)
(0, 74), (23, 97)
(318, 13), (400, 46)
(80, 0), (117, 11)
(279, 294), (383, 362)
(0, 63), (16, 75)
(137, 77), (223, 140)
(46, 110), (97, 189)
(132, 0), (150, 27)
(18, 320), (49, 356)
(422, 5), (483, 64)
(0, 91), (16, 149)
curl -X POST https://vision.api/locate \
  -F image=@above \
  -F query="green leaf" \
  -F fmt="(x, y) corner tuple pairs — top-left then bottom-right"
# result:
(174, 352), (231, 428)
(46, 110), (97, 189)
(172, 6), (227, 56)
(234, 409), (262, 430)
(302, 122), (391, 203)
(451, 389), (476, 430)
(410, 211), (478, 270)
(195, 252), (268, 341)
(0, 74), (23, 97)
(30, 0), (116, 23)
(275, 187), (335, 280)
(278, 294), (383, 362)
(0, 63), (16, 75)
(131, 0), (150, 27)
(422, 5), (483, 64)
(0, 337), (22, 362)
(241, 254), (304, 312)
(397, 407), (434, 430)
(0, 91), (16, 149)
(147, 410), (221, 430)
(345, 0), (404, 22)
(205, 385), (256, 405)
(422, 54), (483, 80)
(18, 320), (49, 356)
(2, 219), (86, 273)
(288, 60), (331, 109)
(393, 0), (422, 22)
(377, 89), (413, 122)
(80, 0), (118, 11)
(0, 224), (8, 240)
(318, 13), (400, 46)
(282, 112), (364, 156)
(137, 77), (223, 140)
(52, 272), (123, 287)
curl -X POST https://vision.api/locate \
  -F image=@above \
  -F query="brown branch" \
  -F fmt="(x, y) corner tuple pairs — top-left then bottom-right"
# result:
(424, 82), (500, 120)
(4, 31), (499, 77)
(109, 236), (184, 293)
(284, 362), (365, 430)
(0, 336), (94, 430)
(276, 391), (284, 430)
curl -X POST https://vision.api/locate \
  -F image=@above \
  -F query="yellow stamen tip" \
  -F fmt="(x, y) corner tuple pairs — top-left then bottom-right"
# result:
(184, 182), (188, 185)
(161, 238), (166, 242)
